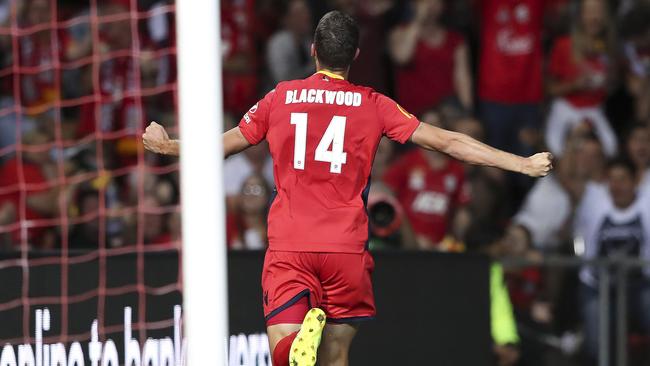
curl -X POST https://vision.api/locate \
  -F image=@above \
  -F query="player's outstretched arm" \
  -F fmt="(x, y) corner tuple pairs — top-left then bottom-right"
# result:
(223, 126), (251, 158)
(142, 122), (251, 158)
(410, 122), (553, 177)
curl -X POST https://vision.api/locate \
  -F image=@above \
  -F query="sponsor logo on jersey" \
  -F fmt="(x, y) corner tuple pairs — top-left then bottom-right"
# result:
(412, 191), (450, 215)
(496, 29), (533, 55)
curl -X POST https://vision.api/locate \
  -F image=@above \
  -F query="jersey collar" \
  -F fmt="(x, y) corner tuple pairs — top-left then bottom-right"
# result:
(316, 70), (345, 80)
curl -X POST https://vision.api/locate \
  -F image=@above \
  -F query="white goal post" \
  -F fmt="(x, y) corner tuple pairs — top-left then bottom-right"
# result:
(176, 0), (228, 364)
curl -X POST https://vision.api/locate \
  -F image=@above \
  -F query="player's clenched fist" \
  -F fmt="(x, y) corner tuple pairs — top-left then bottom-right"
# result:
(522, 152), (553, 177)
(142, 121), (170, 154)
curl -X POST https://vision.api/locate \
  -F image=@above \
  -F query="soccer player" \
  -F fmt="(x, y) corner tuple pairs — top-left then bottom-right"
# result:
(142, 11), (553, 366)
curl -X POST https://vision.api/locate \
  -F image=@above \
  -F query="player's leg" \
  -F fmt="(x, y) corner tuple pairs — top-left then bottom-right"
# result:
(262, 251), (323, 365)
(266, 295), (311, 365)
(267, 301), (327, 366)
(317, 322), (359, 366)
(316, 251), (376, 365)
(288, 308), (327, 365)
(268, 323), (301, 354)
(268, 323), (301, 366)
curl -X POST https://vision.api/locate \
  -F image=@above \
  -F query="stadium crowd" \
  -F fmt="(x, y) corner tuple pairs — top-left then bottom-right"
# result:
(1, 0), (650, 365)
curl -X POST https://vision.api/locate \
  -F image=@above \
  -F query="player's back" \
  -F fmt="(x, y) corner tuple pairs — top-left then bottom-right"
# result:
(238, 71), (419, 253)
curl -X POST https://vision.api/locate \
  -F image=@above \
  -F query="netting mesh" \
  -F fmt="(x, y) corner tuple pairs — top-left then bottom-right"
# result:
(0, 0), (182, 348)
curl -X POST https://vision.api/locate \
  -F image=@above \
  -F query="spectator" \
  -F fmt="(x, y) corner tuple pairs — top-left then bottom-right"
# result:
(442, 116), (485, 247)
(463, 166), (509, 231)
(335, 0), (397, 95)
(266, 0), (315, 85)
(0, 131), (58, 249)
(224, 142), (274, 212)
(256, 0), (284, 39)
(141, 173), (180, 247)
(151, 212), (181, 248)
(514, 135), (605, 251)
(477, 0), (544, 156)
(371, 136), (396, 186)
(222, 0), (259, 115)
(140, 1), (177, 123)
(0, 103), (36, 164)
(74, 3), (141, 144)
(139, 1), (175, 91)
(100, 3), (139, 136)
(450, 116), (484, 142)
(463, 223), (521, 366)
(545, 0), (618, 158)
(620, 3), (650, 123)
(73, 173), (127, 249)
(573, 132), (608, 183)
(447, 118), (515, 244)
(143, 195), (165, 246)
(574, 158), (650, 361)
(383, 113), (468, 249)
(59, 2), (92, 101)
(389, 0), (472, 116)
(0, 0), (9, 27)
(68, 189), (100, 249)
(18, 0), (58, 110)
(151, 211), (181, 247)
(227, 174), (270, 250)
(624, 124), (650, 186)
(0, 201), (15, 249)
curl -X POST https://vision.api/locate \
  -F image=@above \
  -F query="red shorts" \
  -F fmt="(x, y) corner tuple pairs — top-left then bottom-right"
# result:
(262, 250), (376, 325)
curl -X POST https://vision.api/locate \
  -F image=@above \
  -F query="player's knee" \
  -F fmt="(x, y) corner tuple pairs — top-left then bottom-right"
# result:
(267, 324), (300, 353)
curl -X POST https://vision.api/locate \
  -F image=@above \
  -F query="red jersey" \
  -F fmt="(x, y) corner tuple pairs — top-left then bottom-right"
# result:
(549, 36), (608, 107)
(478, 0), (544, 104)
(221, 0), (259, 114)
(383, 149), (468, 245)
(395, 31), (465, 116)
(238, 71), (421, 253)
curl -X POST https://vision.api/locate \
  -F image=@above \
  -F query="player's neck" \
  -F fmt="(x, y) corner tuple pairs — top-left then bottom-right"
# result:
(316, 68), (348, 80)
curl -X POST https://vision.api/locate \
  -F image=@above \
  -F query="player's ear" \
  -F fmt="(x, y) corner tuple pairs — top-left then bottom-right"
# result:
(311, 43), (316, 58)
(353, 48), (360, 61)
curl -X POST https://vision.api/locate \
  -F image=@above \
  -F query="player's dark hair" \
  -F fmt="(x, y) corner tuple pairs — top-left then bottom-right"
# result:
(607, 156), (637, 178)
(313, 11), (359, 70)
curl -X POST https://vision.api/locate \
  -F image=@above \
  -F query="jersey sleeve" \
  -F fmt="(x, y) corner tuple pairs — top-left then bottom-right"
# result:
(374, 93), (421, 144)
(238, 89), (275, 145)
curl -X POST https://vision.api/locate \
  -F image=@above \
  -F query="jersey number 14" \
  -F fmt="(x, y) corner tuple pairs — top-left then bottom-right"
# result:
(291, 112), (347, 174)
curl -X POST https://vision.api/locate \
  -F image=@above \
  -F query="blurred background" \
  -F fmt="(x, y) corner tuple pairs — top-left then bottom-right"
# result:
(0, 0), (650, 365)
